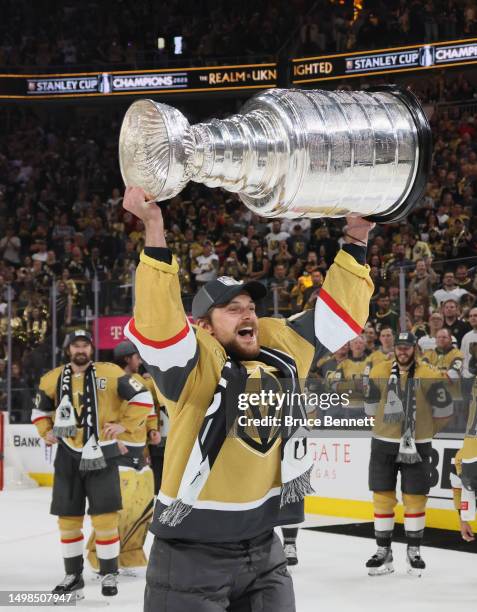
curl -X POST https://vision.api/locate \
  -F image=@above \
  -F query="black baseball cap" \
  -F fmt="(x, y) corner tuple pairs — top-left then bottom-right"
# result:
(113, 340), (138, 360)
(192, 276), (267, 319)
(64, 329), (93, 347)
(395, 331), (417, 347)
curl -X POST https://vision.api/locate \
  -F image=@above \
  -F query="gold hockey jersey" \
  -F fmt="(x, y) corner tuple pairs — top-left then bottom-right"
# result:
(32, 362), (153, 458)
(451, 380), (477, 510)
(332, 356), (369, 408)
(364, 360), (454, 443)
(422, 347), (463, 380)
(117, 374), (159, 446)
(367, 348), (393, 369)
(124, 247), (373, 541)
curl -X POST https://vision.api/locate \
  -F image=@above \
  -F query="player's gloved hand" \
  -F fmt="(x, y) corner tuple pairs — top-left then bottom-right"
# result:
(44, 431), (58, 445)
(103, 422), (126, 439)
(460, 518), (475, 542)
(148, 429), (161, 445)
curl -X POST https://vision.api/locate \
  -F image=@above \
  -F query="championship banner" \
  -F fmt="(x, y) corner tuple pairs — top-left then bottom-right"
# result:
(0, 63), (277, 99)
(292, 37), (477, 84)
(96, 316), (129, 349)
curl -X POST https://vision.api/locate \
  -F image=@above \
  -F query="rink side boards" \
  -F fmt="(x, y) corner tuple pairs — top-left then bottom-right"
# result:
(306, 437), (462, 531)
(7, 426), (463, 531)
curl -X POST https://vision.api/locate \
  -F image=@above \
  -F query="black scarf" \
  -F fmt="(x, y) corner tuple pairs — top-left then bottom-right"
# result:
(383, 360), (421, 464)
(53, 362), (106, 471)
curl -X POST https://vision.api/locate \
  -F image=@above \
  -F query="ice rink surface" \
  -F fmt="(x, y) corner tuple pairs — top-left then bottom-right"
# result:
(1, 487), (475, 612)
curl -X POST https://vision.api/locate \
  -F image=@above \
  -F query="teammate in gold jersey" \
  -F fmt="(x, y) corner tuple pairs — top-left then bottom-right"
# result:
(32, 330), (153, 599)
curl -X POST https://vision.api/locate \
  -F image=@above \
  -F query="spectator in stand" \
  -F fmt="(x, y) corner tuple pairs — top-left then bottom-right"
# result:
(32, 239), (48, 263)
(246, 244), (270, 285)
(219, 246), (247, 280)
(52, 213), (76, 247)
(410, 303), (430, 339)
(408, 259), (436, 306)
(0, 226), (21, 266)
(268, 263), (295, 316)
(310, 224), (338, 266)
(26, 305), (48, 347)
(55, 280), (72, 332)
(364, 323), (378, 353)
(265, 220), (290, 258)
(461, 307), (477, 378)
(385, 243), (414, 274)
(422, 327), (463, 382)
(433, 271), (470, 306)
(371, 293), (400, 333)
(455, 263), (476, 295)
(441, 298), (471, 347)
(302, 270), (323, 311)
(287, 224), (308, 260)
(192, 241), (219, 288)
(272, 240), (294, 269)
(408, 233), (432, 261)
(367, 325), (395, 368)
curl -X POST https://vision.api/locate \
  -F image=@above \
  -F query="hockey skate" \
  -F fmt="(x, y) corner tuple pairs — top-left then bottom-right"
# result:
(52, 574), (85, 600)
(101, 573), (118, 596)
(284, 543), (298, 566)
(366, 546), (394, 576)
(406, 546), (425, 577)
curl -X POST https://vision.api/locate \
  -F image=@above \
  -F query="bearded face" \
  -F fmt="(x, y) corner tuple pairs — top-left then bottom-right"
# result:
(68, 339), (93, 366)
(202, 292), (260, 360)
(394, 344), (415, 367)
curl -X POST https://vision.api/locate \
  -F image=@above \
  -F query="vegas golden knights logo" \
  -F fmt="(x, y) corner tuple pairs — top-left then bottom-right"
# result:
(236, 366), (283, 455)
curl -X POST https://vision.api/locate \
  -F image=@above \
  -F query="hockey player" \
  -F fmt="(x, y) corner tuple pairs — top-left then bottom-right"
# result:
(122, 186), (374, 612)
(451, 349), (477, 542)
(87, 339), (161, 572)
(31, 330), (153, 599)
(364, 332), (454, 576)
(451, 448), (476, 542)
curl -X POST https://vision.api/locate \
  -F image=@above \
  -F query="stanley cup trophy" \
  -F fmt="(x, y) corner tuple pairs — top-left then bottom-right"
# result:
(119, 87), (431, 222)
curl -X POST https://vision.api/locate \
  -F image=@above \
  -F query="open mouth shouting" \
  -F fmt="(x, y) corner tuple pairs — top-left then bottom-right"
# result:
(237, 326), (257, 342)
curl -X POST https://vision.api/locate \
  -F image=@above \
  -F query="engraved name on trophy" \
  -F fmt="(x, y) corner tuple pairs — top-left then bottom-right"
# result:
(119, 87), (431, 221)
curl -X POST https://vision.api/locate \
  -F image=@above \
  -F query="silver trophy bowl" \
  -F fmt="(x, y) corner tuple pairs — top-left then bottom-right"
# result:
(119, 87), (431, 222)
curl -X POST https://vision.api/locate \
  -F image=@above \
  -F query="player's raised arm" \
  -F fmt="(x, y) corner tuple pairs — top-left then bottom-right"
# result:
(122, 187), (198, 402)
(313, 217), (374, 352)
(259, 217), (374, 357)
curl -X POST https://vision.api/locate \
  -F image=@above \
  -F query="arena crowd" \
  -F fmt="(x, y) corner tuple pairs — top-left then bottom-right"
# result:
(1, 0), (477, 70)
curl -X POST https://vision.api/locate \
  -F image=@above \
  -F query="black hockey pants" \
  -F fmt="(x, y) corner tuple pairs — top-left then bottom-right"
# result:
(144, 530), (295, 611)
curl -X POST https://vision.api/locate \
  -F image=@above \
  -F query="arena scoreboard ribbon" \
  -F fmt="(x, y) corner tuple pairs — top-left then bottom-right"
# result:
(292, 37), (477, 84)
(0, 63), (278, 99)
(1, 37), (476, 100)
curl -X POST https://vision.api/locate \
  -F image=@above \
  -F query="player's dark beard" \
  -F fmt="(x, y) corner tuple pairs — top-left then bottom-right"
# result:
(71, 353), (90, 366)
(396, 350), (415, 367)
(221, 339), (260, 361)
